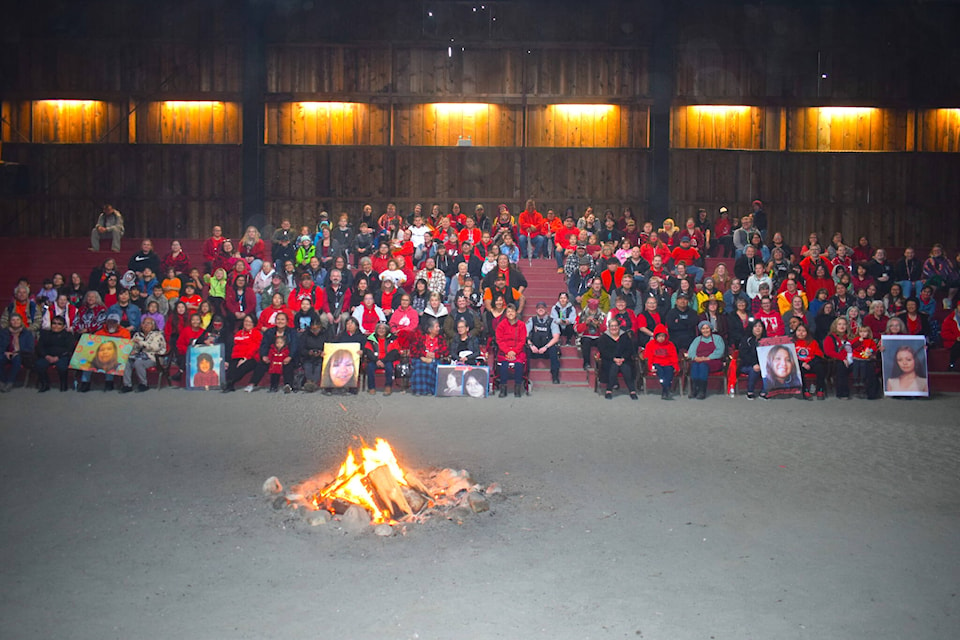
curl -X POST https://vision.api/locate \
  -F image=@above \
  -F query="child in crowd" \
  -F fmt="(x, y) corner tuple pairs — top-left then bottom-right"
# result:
(850, 325), (879, 398)
(642, 324), (679, 400)
(180, 283), (203, 314)
(162, 268), (182, 302)
(267, 334), (291, 393)
(551, 291), (577, 346)
(203, 267), (227, 315)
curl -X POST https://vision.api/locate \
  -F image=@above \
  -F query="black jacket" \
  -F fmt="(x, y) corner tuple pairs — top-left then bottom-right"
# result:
(36, 329), (75, 359)
(598, 332), (634, 362)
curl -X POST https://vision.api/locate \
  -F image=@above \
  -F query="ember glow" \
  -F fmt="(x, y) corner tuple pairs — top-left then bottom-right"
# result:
(296, 438), (427, 524)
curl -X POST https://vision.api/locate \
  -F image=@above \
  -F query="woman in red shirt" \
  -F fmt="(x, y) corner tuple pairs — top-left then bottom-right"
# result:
(408, 317), (448, 396)
(223, 314), (263, 392)
(495, 303), (527, 397)
(822, 316), (854, 399)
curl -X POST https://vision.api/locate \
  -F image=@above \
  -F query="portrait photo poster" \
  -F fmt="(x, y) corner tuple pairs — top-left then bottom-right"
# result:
(757, 342), (802, 397)
(436, 364), (489, 398)
(69, 334), (133, 375)
(322, 343), (361, 389)
(880, 335), (929, 397)
(186, 344), (225, 390)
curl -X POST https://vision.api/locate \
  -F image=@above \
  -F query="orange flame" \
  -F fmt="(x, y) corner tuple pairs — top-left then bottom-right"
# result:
(305, 438), (412, 524)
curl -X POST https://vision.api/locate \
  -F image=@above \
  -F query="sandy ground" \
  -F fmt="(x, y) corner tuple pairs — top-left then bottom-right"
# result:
(2, 387), (959, 640)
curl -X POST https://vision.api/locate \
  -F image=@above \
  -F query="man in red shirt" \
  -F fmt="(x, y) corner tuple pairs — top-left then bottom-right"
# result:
(202, 225), (225, 272)
(517, 199), (545, 260)
(671, 236), (703, 283)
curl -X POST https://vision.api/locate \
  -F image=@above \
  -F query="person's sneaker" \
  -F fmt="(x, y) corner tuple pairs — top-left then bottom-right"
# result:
(802, 391), (813, 400)
(816, 391), (826, 400)
(556, 267), (564, 274)
(552, 375), (560, 384)
(302, 381), (316, 393)
(268, 387), (278, 393)
(583, 363), (590, 371)
(629, 392), (638, 400)
(243, 384), (255, 393)
(759, 392), (768, 400)
(136, 384), (149, 392)
(499, 385), (508, 398)
(368, 388), (377, 394)
(222, 385), (235, 393)
(119, 385), (133, 394)
(383, 386), (393, 396)
(746, 392), (755, 400)
(283, 384), (292, 394)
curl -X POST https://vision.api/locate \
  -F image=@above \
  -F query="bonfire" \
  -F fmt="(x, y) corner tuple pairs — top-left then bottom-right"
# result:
(264, 438), (500, 530)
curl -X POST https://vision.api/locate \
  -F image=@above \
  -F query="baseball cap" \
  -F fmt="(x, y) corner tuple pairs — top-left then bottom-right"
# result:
(106, 312), (122, 322)
(536, 301), (548, 309)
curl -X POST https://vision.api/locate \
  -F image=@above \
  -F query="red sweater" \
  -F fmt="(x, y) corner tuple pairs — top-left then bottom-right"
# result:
(231, 328), (262, 360)
(643, 325), (679, 369)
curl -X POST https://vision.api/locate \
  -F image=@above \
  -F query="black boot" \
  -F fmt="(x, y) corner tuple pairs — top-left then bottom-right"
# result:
(58, 370), (69, 392)
(514, 383), (523, 397)
(104, 380), (114, 392)
(499, 384), (508, 398)
(689, 380), (699, 399)
(661, 386), (671, 400)
(78, 381), (90, 393)
(552, 372), (560, 384)
(37, 371), (51, 393)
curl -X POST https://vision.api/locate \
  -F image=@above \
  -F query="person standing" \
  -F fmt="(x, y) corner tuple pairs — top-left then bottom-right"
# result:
(89, 204), (124, 253)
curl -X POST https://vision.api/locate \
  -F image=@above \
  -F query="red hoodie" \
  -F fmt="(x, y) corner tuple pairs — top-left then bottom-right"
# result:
(643, 324), (679, 369)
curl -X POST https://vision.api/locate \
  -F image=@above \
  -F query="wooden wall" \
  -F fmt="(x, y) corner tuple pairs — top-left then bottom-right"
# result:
(671, 106), (782, 150)
(918, 109), (960, 153)
(671, 150), (960, 249)
(264, 103), (389, 145)
(136, 102), (241, 144)
(393, 104), (521, 147)
(0, 143), (241, 238)
(1, 101), (129, 144)
(262, 147), (649, 227)
(526, 105), (647, 148)
(788, 108), (909, 152)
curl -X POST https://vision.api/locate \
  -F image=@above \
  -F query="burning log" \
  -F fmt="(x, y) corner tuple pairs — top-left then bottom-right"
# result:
(363, 465), (412, 519)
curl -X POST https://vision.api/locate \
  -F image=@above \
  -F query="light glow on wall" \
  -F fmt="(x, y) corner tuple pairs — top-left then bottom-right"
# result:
(549, 104), (615, 116)
(37, 100), (98, 109)
(817, 107), (876, 118)
(687, 105), (752, 116)
(298, 101), (356, 111)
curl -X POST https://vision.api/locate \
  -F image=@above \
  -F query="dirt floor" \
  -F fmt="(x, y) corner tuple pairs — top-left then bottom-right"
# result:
(2, 387), (959, 640)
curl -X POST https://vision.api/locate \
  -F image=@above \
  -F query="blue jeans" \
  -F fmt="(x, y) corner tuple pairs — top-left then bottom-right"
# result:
(897, 280), (924, 299)
(1, 354), (22, 383)
(685, 265), (704, 283)
(653, 364), (674, 389)
(555, 249), (567, 269)
(519, 235), (545, 259)
(365, 360), (394, 390)
(740, 365), (762, 393)
(498, 361), (524, 384)
(689, 361), (709, 381)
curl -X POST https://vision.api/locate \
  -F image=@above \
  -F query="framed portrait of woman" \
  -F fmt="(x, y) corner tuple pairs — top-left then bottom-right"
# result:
(322, 343), (360, 389)
(69, 334), (133, 375)
(881, 335), (929, 397)
(757, 342), (802, 397)
(187, 344), (225, 390)
(435, 364), (489, 398)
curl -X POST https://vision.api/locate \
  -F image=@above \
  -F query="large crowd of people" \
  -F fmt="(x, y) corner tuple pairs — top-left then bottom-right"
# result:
(1, 199), (958, 401)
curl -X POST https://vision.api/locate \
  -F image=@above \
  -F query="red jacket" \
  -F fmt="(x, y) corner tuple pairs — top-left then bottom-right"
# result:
(288, 284), (319, 311)
(600, 267), (625, 292)
(942, 312), (960, 349)
(793, 338), (824, 363)
(202, 236), (225, 262)
(495, 319), (528, 363)
(258, 306), (292, 330)
(643, 324), (679, 369)
(518, 210), (544, 237)
(231, 328), (263, 360)
(822, 333), (852, 362)
(240, 239), (268, 262)
(223, 287), (257, 319)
